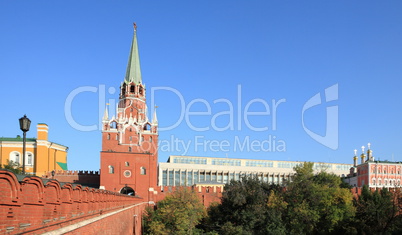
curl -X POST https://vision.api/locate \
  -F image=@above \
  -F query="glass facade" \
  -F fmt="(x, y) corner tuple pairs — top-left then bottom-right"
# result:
(160, 169), (293, 186)
(211, 159), (241, 166)
(245, 161), (273, 167)
(336, 164), (352, 171)
(160, 157), (352, 186)
(277, 162), (301, 168)
(172, 157), (207, 164)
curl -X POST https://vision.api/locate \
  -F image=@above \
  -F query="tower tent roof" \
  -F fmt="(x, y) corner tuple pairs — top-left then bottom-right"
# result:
(124, 23), (142, 85)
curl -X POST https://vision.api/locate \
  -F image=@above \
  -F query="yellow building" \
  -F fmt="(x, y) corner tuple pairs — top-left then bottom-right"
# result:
(0, 123), (68, 176)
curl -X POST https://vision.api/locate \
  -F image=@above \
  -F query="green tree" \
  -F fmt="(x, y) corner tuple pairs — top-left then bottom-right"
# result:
(143, 187), (206, 235)
(284, 162), (355, 234)
(204, 177), (285, 234)
(353, 185), (400, 234)
(0, 160), (22, 174)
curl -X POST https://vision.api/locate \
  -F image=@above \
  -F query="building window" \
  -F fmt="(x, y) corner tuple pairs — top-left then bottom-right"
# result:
(175, 171), (180, 185)
(125, 162), (129, 167)
(109, 165), (114, 174)
(150, 137), (152, 143)
(169, 170), (174, 185)
(124, 170), (131, 178)
(162, 170), (168, 186)
(26, 152), (34, 166)
(129, 136), (132, 141)
(107, 134), (110, 140)
(130, 85), (135, 93)
(9, 151), (21, 165)
(379, 179), (382, 185)
(128, 147), (132, 152)
(372, 178), (376, 185)
(140, 167), (146, 175)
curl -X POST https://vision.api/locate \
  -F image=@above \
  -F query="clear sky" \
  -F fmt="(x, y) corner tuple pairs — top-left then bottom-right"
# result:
(1, 1), (402, 171)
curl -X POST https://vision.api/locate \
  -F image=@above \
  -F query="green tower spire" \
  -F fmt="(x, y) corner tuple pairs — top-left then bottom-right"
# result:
(124, 23), (142, 84)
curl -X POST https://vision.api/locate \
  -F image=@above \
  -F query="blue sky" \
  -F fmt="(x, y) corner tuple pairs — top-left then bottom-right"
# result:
(1, 1), (402, 171)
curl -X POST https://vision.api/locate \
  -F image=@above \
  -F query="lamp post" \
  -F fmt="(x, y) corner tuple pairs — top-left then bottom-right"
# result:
(19, 115), (31, 174)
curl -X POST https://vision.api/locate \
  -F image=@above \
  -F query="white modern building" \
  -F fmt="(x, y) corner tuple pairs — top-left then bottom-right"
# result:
(158, 155), (353, 186)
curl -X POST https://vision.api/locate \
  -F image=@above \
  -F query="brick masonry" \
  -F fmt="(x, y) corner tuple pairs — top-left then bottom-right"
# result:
(0, 169), (148, 235)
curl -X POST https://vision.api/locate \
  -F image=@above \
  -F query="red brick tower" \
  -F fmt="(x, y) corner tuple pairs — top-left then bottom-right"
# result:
(100, 24), (158, 201)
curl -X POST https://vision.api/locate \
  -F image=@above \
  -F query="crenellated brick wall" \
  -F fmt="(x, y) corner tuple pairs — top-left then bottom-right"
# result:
(0, 169), (224, 234)
(0, 170), (147, 235)
(42, 170), (101, 188)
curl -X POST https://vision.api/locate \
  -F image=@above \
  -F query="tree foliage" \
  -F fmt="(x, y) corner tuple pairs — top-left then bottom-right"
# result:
(283, 162), (356, 234)
(0, 160), (22, 174)
(203, 176), (285, 234)
(353, 185), (400, 234)
(143, 187), (206, 235)
(202, 162), (356, 234)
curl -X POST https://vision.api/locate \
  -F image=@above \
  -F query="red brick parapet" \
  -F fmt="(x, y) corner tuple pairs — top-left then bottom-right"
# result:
(0, 170), (144, 234)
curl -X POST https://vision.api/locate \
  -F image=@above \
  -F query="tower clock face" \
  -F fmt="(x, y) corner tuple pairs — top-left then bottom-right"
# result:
(124, 170), (132, 178)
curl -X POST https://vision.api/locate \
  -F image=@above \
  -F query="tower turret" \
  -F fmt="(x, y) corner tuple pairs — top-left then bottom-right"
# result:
(367, 143), (374, 161)
(361, 146), (366, 164)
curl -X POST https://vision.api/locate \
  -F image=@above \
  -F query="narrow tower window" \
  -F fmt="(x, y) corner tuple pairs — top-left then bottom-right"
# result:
(109, 165), (114, 174)
(130, 85), (135, 93)
(128, 147), (132, 152)
(140, 167), (146, 175)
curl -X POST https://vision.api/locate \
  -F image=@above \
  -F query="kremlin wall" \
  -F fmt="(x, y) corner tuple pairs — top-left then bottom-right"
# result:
(0, 169), (221, 234)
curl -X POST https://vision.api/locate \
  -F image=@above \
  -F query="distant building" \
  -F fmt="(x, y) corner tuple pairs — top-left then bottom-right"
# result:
(158, 155), (353, 187)
(345, 144), (402, 188)
(0, 123), (68, 176)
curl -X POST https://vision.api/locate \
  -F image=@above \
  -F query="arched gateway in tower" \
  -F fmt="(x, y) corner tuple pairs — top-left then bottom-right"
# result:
(100, 24), (158, 201)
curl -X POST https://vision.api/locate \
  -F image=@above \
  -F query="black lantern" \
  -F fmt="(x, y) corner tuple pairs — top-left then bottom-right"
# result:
(19, 115), (31, 174)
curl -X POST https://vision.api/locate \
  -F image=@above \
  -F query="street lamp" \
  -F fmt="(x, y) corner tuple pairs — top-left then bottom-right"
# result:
(19, 115), (31, 174)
